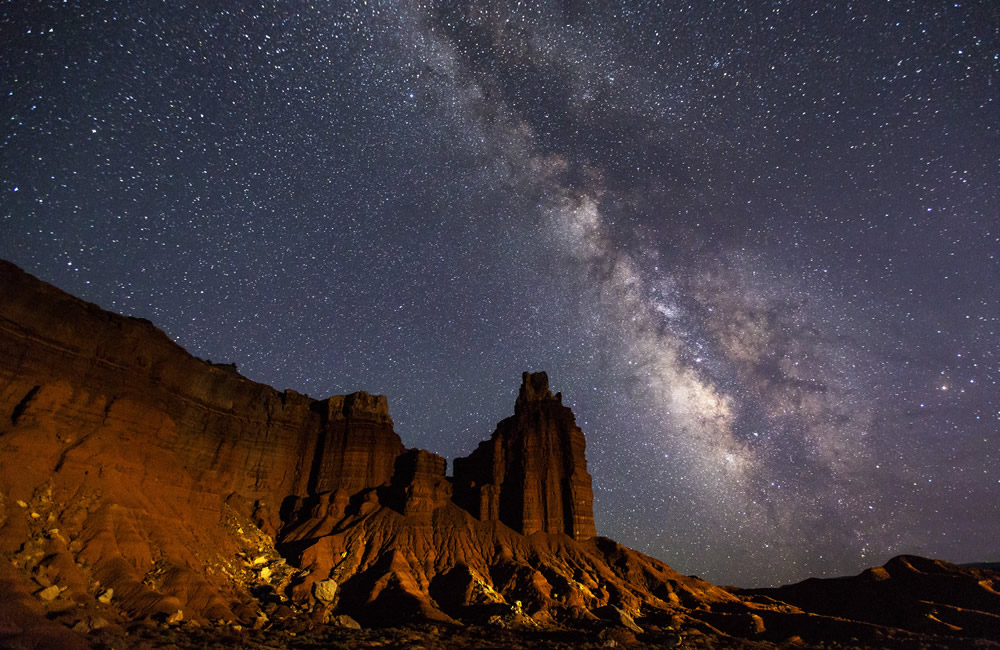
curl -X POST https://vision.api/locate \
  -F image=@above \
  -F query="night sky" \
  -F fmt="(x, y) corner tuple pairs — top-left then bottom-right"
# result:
(2, 1), (998, 587)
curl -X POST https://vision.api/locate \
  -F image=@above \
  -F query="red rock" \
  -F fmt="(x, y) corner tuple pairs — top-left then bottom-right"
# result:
(5, 259), (999, 647)
(311, 392), (404, 495)
(0, 260), (405, 623)
(391, 449), (452, 518)
(453, 372), (596, 540)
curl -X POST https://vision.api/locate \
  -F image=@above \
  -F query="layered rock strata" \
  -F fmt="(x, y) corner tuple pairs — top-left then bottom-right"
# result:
(453, 372), (596, 540)
(311, 393), (403, 495)
(3, 259), (1000, 650)
(0, 260), (409, 627)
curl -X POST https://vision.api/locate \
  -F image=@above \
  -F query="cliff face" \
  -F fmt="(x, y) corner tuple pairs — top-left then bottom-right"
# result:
(0, 259), (405, 534)
(0, 260), (409, 629)
(0, 260), (642, 633)
(452, 372), (596, 540)
(311, 393), (403, 495)
(4, 259), (999, 649)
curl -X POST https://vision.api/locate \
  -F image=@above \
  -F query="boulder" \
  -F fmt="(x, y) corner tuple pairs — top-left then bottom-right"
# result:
(312, 579), (338, 602)
(36, 585), (60, 602)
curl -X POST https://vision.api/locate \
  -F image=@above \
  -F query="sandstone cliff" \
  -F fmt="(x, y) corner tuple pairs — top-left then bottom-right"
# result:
(0, 260), (738, 637)
(0, 260), (410, 637)
(2, 259), (999, 649)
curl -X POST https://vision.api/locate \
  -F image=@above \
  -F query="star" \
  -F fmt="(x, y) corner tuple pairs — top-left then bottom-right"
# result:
(1, 0), (996, 587)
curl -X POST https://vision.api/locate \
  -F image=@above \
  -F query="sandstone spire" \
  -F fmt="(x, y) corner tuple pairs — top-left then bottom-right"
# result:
(454, 371), (597, 540)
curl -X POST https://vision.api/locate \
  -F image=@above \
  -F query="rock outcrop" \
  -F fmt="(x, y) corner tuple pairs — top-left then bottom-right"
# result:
(311, 393), (404, 495)
(453, 371), (596, 540)
(2, 258), (999, 649)
(0, 260), (411, 629)
(390, 449), (452, 519)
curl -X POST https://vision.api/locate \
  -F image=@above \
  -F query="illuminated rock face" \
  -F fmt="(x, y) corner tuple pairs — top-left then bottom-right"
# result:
(311, 393), (404, 495)
(453, 371), (597, 540)
(0, 260), (409, 622)
(0, 260), (613, 629)
(7, 259), (1000, 647)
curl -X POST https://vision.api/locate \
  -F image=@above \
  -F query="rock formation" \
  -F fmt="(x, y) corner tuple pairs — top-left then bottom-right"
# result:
(0, 259), (728, 636)
(1, 258), (998, 649)
(453, 371), (596, 540)
(310, 393), (404, 495)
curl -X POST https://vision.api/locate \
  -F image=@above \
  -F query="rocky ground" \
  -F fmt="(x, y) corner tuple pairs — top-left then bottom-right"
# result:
(60, 620), (1000, 650)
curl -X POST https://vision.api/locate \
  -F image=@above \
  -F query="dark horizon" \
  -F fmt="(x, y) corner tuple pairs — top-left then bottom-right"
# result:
(2, 1), (997, 587)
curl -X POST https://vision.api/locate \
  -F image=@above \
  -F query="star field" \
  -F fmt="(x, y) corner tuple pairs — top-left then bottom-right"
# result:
(2, 1), (998, 586)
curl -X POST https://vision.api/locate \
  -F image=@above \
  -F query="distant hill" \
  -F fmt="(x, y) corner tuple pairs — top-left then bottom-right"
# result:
(963, 562), (1000, 570)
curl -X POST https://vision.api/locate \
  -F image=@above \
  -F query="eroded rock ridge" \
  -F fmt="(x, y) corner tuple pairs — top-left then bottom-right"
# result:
(2, 259), (999, 649)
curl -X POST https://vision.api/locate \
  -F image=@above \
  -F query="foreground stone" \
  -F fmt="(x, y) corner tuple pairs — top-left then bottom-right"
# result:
(312, 579), (338, 603)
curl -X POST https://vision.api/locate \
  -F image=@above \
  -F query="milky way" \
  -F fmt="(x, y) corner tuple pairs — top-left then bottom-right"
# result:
(2, 1), (998, 586)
